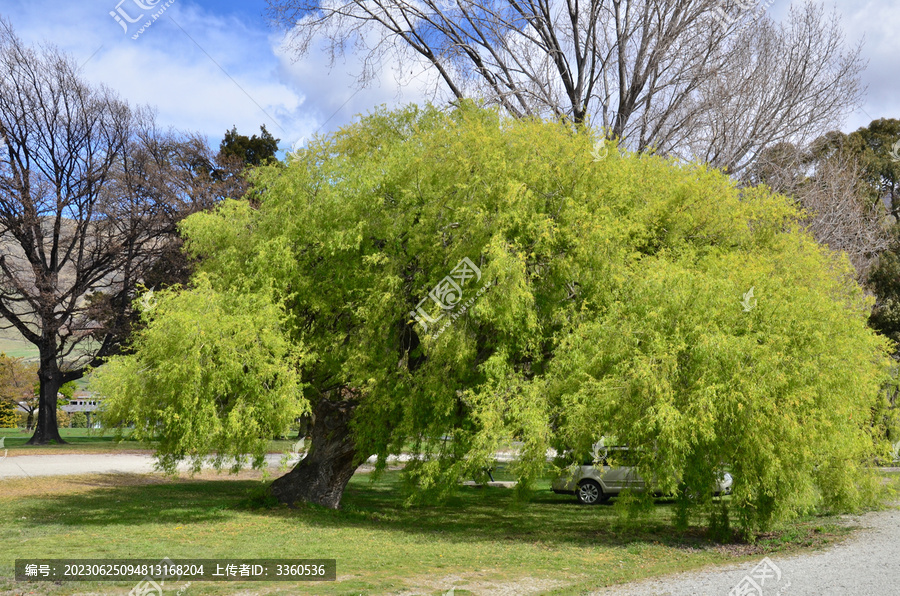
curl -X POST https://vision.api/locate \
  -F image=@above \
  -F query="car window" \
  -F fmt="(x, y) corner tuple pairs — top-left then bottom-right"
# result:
(593, 447), (635, 467)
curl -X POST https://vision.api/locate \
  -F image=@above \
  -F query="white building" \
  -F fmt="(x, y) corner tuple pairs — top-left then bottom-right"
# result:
(61, 392), (103, 427)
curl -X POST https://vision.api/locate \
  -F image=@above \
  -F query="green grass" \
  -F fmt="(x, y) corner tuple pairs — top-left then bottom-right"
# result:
(0, 428), (148, 455)
(0, 326), (39, 360)
(0, 470), (859, 595)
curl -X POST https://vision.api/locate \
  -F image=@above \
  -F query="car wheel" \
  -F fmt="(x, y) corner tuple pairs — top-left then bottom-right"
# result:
(576, 479), (606, 504)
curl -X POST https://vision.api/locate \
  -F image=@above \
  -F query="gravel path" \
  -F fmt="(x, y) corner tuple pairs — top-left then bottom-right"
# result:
(591, 505), (900, 596)
(0, 453), (297, 478)
(0, 452), (421, 478)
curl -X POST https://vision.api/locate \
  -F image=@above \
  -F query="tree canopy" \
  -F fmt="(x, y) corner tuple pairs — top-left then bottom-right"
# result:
(96, 103), (895, 534)
(745, 133), (892, 281)
(0, 353), (36, 428)
(0, 20), (234, 443)
(96, 275), (306, 472)
(219, 125), (280, 167)
(843, 119), (900, 214)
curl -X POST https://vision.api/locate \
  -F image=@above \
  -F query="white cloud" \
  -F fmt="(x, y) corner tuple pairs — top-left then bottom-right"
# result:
(745, 0), (899, 131)
(837, 0), (900, 129)
(2, 0), (897, 149)
(4, 1), (308, 146)
(269, 27), (441, 148)
(4, 0), (439, 150)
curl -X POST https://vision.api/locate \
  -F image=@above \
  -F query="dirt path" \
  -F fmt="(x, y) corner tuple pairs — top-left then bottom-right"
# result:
(591, 505), (900, 596)
(0, 452), (296, 478)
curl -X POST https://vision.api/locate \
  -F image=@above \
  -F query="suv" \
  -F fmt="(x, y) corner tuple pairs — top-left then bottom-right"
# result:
(551, 446), (733, 504)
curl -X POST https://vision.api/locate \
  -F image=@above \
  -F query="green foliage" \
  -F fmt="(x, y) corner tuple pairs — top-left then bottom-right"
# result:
(58, 381), (76, 404)
(101, 103), (894, 534)
(541, 229), (891, 533)
(219, 125), (280, 167)
(68, 411), (86, 428)
(844, 119), (900, 211)
(0, 398), (16, 428)
(92, 275), (307, 473)
(0, 353), (37, 424)
(868, 229), (900, 345)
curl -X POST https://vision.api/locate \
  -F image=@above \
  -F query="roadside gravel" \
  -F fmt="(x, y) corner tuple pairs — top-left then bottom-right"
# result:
(591, 504), (900, 596)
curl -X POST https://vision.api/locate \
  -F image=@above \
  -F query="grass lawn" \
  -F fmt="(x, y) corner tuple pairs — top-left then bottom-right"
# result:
(1, 428), (149, 455)
(0, 328), (39, 360)
(0, 469), (862, 596)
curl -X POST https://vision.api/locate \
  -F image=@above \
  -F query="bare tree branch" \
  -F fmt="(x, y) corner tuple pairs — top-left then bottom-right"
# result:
(267, 0), (863, 174)
(0, 19), (234, 443)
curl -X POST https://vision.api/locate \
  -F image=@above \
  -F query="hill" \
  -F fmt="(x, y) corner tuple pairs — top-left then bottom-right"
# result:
(0, 326), (39, 360)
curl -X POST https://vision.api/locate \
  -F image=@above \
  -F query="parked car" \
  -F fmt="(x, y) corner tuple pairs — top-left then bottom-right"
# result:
(551, 446), (733, 504)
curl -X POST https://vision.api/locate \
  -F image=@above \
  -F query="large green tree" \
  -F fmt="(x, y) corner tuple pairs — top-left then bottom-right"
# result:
(96, 104), (894, 533)
(844, 119), (900, 215)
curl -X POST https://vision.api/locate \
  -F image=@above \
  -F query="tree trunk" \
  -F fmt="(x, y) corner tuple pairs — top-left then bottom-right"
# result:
(26, 353), (65, 445)
(269, 392), (363, 509)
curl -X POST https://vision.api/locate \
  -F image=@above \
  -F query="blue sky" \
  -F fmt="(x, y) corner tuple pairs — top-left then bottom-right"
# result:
(1, 0), (433, 152)
(1, 0), (897, 152)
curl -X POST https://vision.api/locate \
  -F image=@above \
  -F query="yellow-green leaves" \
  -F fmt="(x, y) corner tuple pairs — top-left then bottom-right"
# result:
(95, 102), (895, 528)
(544, 226), (893, 533)
(94, 275), (306, 474)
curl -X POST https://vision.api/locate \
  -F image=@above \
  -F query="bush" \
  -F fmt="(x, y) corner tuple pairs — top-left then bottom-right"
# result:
(0, 400), (17, 428)
(69, 411), (87, 428)
(55, 409), (70, 428)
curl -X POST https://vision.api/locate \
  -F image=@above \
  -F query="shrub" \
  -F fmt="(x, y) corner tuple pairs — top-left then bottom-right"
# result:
(68, 411), (87, 428)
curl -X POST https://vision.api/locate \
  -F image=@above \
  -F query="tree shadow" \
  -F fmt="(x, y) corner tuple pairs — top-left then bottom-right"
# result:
(17, 474), (249, 528)
(14, 471), (726, 550)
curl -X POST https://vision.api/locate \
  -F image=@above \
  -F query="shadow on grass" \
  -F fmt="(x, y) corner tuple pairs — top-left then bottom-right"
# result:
(337, 476), (722, 549)
(16, 474), (244, 528)
(14, 470), (727, 551)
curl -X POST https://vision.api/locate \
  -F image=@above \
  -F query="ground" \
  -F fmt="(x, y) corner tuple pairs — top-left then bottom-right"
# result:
(3, 451), (888, 595)
(592, 505), (900, 595)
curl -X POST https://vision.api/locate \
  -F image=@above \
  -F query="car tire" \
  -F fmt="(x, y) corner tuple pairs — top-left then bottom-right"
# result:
(576, 479), (607, 504)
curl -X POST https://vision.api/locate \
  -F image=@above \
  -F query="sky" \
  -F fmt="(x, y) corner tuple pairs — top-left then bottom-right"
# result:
(1, 0), (897, 153)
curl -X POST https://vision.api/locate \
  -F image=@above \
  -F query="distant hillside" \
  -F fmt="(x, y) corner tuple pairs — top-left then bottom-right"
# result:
(1, 223), (82, 362)
(0, 235), (36, 359)
(0, 325), (38, 360)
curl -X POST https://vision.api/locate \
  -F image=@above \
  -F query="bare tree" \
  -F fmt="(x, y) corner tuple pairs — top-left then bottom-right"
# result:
(0, 21), (231, 444)
(267, 0), (863, 174)
(798, 155), (890, 280)
(747, 140), (890, 281)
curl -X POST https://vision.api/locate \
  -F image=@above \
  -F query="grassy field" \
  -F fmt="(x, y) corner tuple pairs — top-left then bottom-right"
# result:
(0, 428), (148, 455)
(0, 469), (866, 596)
(0, 325), (38, 360)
